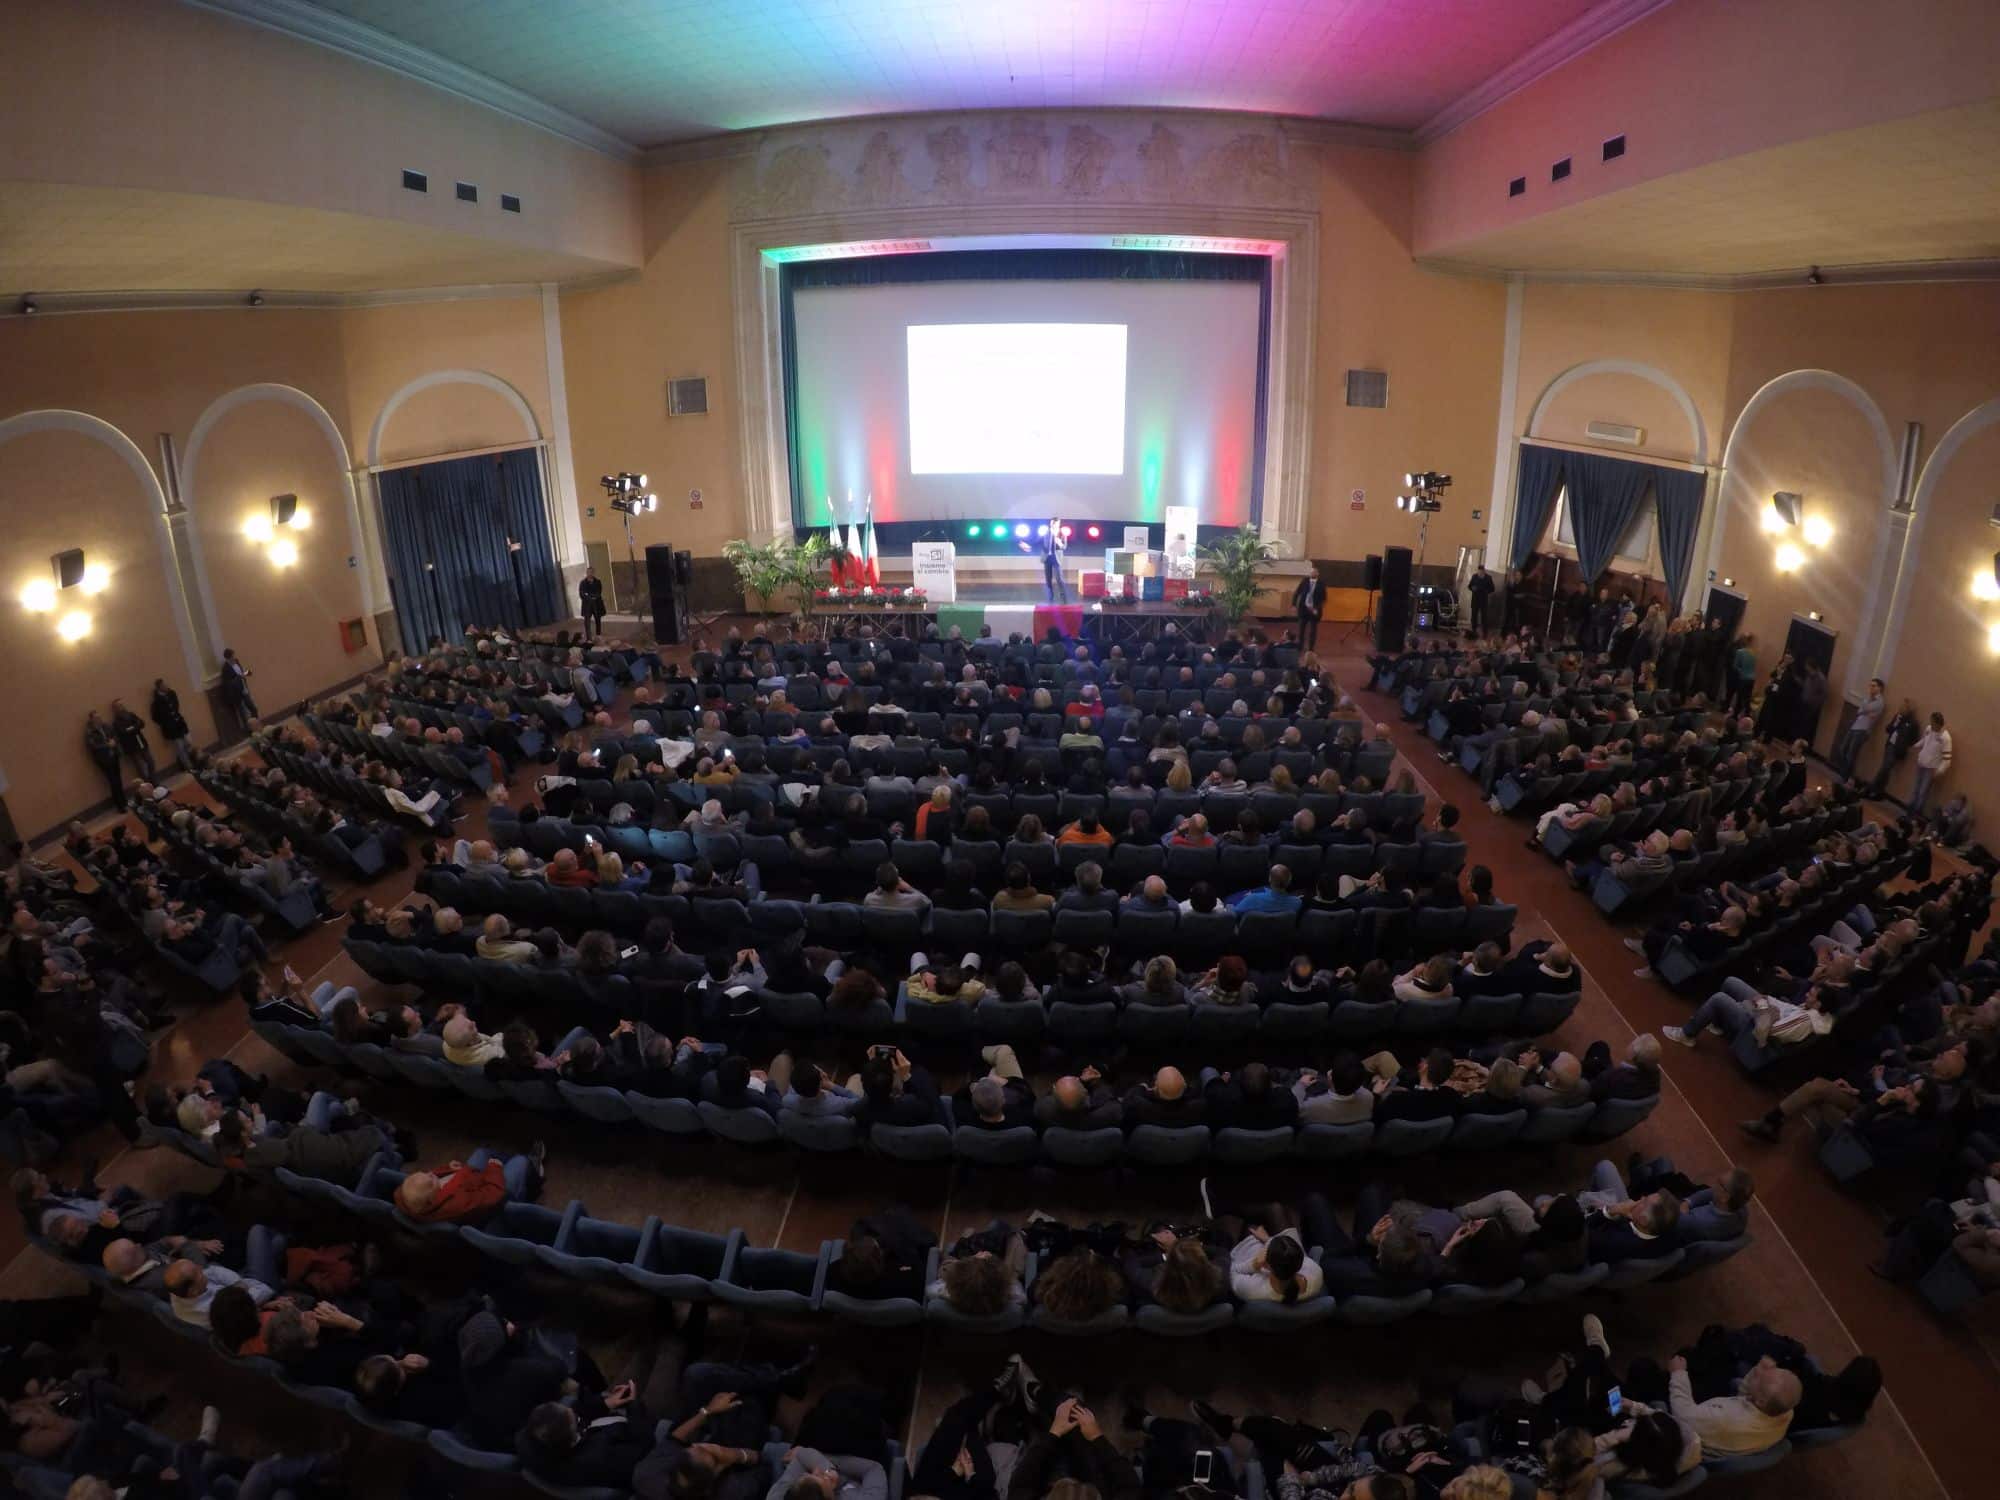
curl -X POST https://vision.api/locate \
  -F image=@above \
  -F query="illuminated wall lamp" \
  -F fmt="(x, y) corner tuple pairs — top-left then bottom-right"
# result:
(1801, 515), (1833, 547)
(22, 548), (104, 640)
(246, 493), (310, 563)
(1972, 564), (1999, 602)
(1774, 543), (1806, 573)
(1989, 622), (2000, 654)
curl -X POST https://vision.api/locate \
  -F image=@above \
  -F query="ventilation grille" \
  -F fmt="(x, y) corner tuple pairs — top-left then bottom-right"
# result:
(1585, 420), (1645, 447)
(455, 181), (478, 203)
(501, 193), (522, 214)
(1508, 176), (1526, 198)
(1551, 157), (1572, 182)
(1603, 134), (1626, 162)
(667, 377), (709, 417)
(401, 169), (428, 193)
(1344, 370), (1388, 409)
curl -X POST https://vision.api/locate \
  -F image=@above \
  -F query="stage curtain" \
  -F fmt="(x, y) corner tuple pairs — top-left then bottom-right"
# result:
(379, 449), (561, 650)
(1509, 443), (1567, 570)
(1564, 450), (1656, 584)
(1651, 466), (1706, 609)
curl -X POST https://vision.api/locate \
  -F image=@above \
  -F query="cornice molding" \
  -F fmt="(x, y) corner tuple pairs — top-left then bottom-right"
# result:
(639, 104), (1416, 170)
(1413, 255), (2000, 292)
(181, 0), (640, 161)
(0, 283), (548, 320)
(1416, 0), (1679, 145)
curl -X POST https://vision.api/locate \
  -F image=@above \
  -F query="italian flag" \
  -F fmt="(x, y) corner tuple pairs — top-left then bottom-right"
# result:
(861, 494), (881, 586)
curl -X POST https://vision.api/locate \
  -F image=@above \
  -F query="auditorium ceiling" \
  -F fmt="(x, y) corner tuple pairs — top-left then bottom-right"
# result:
(294, 0), (1617, 147)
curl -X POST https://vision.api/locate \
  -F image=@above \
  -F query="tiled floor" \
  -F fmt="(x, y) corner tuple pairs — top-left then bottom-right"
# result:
(14, 627), (1989, 1498)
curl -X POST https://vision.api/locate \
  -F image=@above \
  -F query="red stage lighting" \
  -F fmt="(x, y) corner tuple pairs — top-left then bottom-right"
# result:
(1086, 524), (1101, 540)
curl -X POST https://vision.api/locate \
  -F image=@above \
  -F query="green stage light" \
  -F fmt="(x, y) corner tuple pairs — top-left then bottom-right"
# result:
(966, 522), (981, 537)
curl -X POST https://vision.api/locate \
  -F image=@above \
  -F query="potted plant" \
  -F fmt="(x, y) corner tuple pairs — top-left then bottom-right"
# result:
(1193, 524), (1286, 628)
(723, 534), (829, 622)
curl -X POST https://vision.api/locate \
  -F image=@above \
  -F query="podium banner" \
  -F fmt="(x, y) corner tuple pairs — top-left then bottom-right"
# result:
(910, 541), (958, 602)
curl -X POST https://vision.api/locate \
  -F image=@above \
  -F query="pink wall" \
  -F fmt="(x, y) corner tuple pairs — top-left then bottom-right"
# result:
(1415, 0), (2000, 260)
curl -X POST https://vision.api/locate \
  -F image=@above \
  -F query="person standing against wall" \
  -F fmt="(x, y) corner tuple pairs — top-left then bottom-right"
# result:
(1835, 678), (1886, 780)
(1466, 564), (1495, 637)
(150, 678), (196, 772)
(1867, 699), (1921, 800)
(1292, 569), (1327, 649)
(109, 699), (155, 781)
(578, 567), (606, 643)
(219, 647), (257, 726)
(1910, 712), (1953, 815)
(83, 710), (125, 810)
(1727, 634), (1757, 717)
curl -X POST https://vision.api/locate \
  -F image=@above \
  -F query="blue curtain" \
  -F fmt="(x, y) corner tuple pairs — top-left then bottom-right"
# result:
(1651, 466), (1706, 608)
(378, 448), (561, 650)
(1509, 443), (1567, 570)
(1564, 450), (1656, 584)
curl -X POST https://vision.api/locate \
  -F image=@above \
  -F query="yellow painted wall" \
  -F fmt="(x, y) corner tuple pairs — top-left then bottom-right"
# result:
(190, 399), (372, 712)
(0, 428), (209, 836)
(559, 158), (742, 565)
(1304, 147), (1507, 567)
(340, 297), (552, 465)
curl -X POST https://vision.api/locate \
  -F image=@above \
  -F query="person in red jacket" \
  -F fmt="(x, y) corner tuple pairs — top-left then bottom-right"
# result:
(393, 1142), (546, 1225)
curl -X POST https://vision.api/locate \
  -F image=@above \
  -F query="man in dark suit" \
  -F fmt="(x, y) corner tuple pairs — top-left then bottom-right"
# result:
(578, 567), (606, 642)
(1292, 569), (1328, 650)
(1202, 1062), (1299, 1131)
(1122, 1066), (1206, 1129)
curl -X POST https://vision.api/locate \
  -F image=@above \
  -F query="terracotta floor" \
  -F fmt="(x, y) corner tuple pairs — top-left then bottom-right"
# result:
(9, 625), (1988, 1498)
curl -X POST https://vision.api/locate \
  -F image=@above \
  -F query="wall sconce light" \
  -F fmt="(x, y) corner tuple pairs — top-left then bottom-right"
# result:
(1801, 515), (1833, 547)
(1806, 610), (1824, 622)
(22, 548), (103, 640)
(1770, 491), (1802, 528)
(1774, 543), (1806, 573)
(246, 494), (310, 563)
(1973, 564), (2000, 602)
(1720, 577), (1736, 588)
(1988, 622), (2000, 654)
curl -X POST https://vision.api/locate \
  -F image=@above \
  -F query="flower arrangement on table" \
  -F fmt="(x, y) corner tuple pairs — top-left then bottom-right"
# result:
(814, 585), (928, 606)
(1177, 588), (1217, 609)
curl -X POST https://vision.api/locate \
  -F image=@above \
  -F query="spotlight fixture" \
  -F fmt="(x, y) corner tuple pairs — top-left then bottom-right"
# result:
(600, 472), (657, 515)
(19, 296), (37, 315)
(966, 523), (981, 538)
(1806, 610), (1823, 622)
(1013, 523), (1029, 538)
(248, 291), (266, 307)
(1036, 524), (1050, 538)
(1085, 524), (1102, 540)
(1720, 577), (1735, 588)
(1770, 491), (1802, 528)
(1806, 267), (1824, 286)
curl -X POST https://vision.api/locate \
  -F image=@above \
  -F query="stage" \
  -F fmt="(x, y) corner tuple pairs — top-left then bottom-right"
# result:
(809, 590), (1215, 645)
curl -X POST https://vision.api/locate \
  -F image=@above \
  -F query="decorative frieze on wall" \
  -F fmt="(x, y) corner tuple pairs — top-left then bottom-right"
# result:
(732, 111), (1321, 222)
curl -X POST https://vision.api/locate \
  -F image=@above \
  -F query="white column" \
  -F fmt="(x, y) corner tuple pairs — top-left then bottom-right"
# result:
(540, 283), (587, 578)
(1481, 277), (1524, 571)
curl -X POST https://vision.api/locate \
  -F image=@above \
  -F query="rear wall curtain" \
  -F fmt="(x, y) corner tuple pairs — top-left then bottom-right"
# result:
(378, 448), (561, 650)
(1651, 467), (1706, 608)
(1510, 443), (1567, 570)
(1563, 450), (1657, 584)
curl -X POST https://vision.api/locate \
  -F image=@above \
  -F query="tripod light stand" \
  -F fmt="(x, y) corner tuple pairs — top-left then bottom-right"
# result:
(601, 471), (657, 615)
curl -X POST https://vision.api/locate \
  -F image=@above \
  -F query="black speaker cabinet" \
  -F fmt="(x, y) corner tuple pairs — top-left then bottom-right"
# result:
(1374, 546), (1412, 652)
(646, 544), (690, 645)
(1362, 553), (1383, 591)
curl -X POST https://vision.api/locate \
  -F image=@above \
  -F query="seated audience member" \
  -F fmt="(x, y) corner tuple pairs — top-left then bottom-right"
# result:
(1035, 1069), (1122, 1130)
(827, 1206), (937, 1302)
(926, 1222), (1028, 1316)
(392, 1143), (546, 1225)
(1121, 1066), (1204, 1129)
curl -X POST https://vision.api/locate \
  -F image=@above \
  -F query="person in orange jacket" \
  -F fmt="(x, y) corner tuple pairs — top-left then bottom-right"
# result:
(392, 1141), (546, 1225)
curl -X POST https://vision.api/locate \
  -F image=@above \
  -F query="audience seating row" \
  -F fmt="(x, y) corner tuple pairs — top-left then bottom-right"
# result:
(248, 1014), (1651, 1162)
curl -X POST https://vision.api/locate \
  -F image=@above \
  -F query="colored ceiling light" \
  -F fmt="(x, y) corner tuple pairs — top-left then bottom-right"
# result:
(966, 522), (981, 538)
(1036, 524), (1049, 537)
(1013, 523), (1029, 538)
(1086, 524), (1101, 540)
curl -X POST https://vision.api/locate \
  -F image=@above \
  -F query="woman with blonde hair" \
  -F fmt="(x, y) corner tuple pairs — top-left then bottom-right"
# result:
(914, 783), (954, 841)
(1165, 760), (1194, 793)
(611, 753), (639, 783)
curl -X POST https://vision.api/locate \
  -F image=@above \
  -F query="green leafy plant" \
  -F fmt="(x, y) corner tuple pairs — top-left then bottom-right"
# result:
(1194, 524), (1286, 627)
(723, 534), (829, 620)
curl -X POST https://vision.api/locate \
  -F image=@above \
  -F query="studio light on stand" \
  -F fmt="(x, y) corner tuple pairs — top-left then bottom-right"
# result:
(1396, 470), (1450, 631)
(601, 471), (659, 617)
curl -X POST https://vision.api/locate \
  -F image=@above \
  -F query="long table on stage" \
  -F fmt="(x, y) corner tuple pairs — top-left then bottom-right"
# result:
(806, 597), (1215, 643)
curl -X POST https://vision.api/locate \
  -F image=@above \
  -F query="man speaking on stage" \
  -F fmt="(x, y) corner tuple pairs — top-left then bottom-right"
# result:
(1043, 516), (1067, 602)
